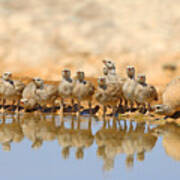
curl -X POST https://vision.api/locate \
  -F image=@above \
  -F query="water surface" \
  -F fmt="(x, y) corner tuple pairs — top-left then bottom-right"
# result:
(0, 113), (179, 180)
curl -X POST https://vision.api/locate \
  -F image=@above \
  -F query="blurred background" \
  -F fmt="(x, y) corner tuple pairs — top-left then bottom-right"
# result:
(0, 0), (180, 87)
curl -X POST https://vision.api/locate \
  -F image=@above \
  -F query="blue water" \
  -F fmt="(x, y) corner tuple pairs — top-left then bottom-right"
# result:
(0, 114), (179, 180)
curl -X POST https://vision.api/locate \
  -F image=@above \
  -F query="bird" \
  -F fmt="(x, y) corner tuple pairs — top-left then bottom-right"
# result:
(95, 77), (119, 117)
(102, 60), (125, 107)
(102, 59), (116, 75)
(35, 83), (58, 112)
(134, 74), (158, 113)
(20, 98), (38, 112)
(22, 77), (58, 112)
(132, 74), (147, 110)
(102, 59), (118, 82)
(72, 70), (95, 116)
(122, 66), (137, 111)
(136, 74), (147, 86)
(154, 76), (180, 116)
(0, 72), (25, 112)
(21, 77), (44, 112)
(58, 69), (74, 114)
(22, 77), (43, 100)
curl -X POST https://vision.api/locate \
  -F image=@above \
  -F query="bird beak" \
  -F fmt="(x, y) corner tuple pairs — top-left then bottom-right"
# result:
(20, 101), (24, 105)
(20, 99), (26, 105)
(151, 105), (156, 111)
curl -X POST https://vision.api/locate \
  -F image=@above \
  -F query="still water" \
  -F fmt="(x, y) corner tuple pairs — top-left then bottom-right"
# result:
(0, 113), (179, 180)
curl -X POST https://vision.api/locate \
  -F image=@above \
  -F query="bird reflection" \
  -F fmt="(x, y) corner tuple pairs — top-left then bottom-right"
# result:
(21, 113), (57, 149)
(72, 116), (94, 160)
(57, 116), (75, 159)
(0, 114), (24, 151)
(57, 115), (94, 160)
(152, 123), (180, 161)
(95, 117), (122, 171)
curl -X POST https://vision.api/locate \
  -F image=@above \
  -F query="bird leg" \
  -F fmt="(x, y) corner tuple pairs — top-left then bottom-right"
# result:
(130, 101), (134, 112)
(71, 98), (74, 112)
(102, 105), (107, 118)
(15, 100), (20, 114)
(118, 98), (124, 112)
(124, 99), (128, 111)
(119, 98), (123, 106)
(139, 103), (146, 114)
(135, 101), (140, 109)
(147, 103), (153, 112)
(142, 103), (146, 114)
(112, 105), (117, 117)
(88, 100), (92, 115)
(51, 101), (56, 113)
(145, 103), (153, 116)
(2, 98), (6, 113)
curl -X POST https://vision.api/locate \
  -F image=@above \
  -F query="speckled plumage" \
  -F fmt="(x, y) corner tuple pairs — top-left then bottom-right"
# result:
(155, 77), (180, 115)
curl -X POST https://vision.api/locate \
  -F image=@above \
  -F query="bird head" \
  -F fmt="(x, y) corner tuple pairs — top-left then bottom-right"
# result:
(137, 74), (146, 84)
(126, 66), (135, 79)
(62, 69), (71, 79)
(33, 77), (44, 88)
(2, 72), (12, 81)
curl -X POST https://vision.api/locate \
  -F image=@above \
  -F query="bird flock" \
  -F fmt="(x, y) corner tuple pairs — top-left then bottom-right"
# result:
(0, 59), (159, 116)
